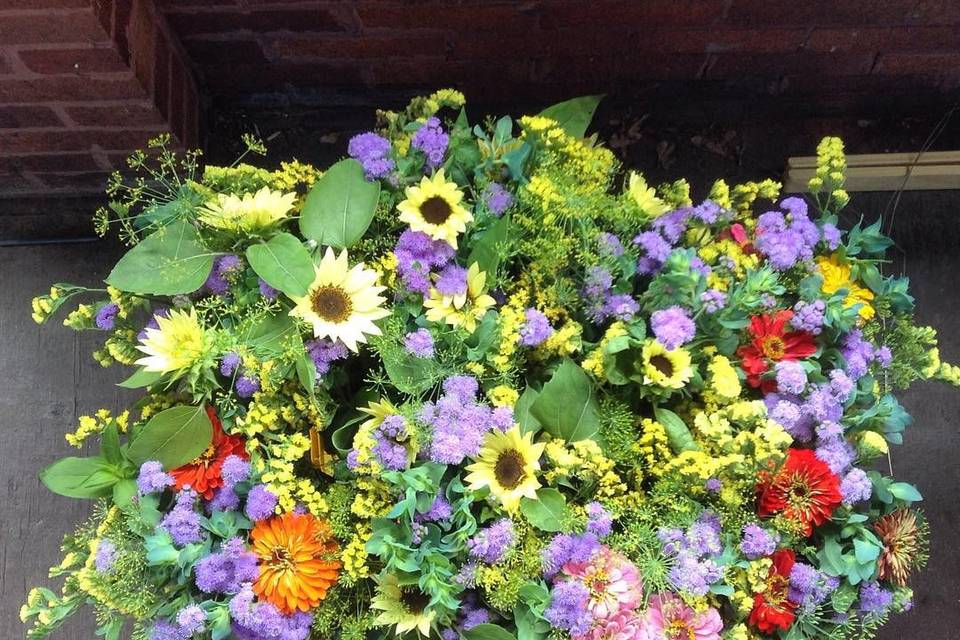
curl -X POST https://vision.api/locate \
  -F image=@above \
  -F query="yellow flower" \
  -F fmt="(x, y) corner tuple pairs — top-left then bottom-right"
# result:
(640, 340), (693, 389)
(289, 247), (390, 352)
(397, 169), (472, 248)
(371, 573), (436, 637)
(423, 262), (495, 333)
(627, 171), (668, 217)
(817, 254), (875, 320)
(707, 354), (742, 400)
(135, 308), (210, 374)
(199, 186), (296, 233)
(465, 426), (546, 512)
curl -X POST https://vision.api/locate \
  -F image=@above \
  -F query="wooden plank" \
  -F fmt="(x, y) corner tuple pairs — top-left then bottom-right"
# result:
(788, 150), (960, 169)
(785, 164), (960, 193)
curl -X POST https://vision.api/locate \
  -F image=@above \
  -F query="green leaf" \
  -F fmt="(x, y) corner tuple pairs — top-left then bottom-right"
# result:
(295, 350), (317, 395)
(100, 424), (122, 465)
(538, 95), (604, 138)
(40, 456), (117, 499)
(112, 479), (138, 509)
(463, 623), (517, 640)
(654, 407), (699, 453)
(299, 159), (380, 248)
(888, 482), (923, 502)
(106, 220), (214, 295)
(520, 488), (570, 532)
(515, 387), (542, 435)
(117, 367), (163, 389)
(245, 312), (298, 354)
(126, 405), (213, 470)
(529, 358), (600, 442)
(381, 346), (437, 396)
(468, 214), (511, 277)
(245, 232), (315, 298)
(854, 538), (880, 564)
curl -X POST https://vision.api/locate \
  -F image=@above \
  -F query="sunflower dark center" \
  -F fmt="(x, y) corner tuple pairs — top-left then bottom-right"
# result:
(420, 196), (452, 225)
(494, 450), (526, 490)
(400, 588), (431, 614)
(650, 354), (674, 377)
(311, 286), (352, 322)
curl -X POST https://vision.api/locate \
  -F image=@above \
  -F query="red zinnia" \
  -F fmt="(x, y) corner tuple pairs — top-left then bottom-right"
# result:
(748, 549), (798, 634)
(757, 448), (842, 537)
(170, 406), (248, 499)
(737, 310), (816, 391)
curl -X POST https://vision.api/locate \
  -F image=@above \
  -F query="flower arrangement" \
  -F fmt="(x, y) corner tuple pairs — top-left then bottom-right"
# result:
(24, 90), (955, 640)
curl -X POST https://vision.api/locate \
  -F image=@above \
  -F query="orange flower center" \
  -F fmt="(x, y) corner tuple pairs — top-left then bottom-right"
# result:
(666, 620), (696, 640)
(761, 335), (786, 359)
(764, 573), (790, 606)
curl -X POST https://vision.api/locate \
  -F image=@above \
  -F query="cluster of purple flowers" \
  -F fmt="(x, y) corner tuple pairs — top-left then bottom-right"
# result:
(258, 279), (278, 300)
(583, 266), (638, 323)
(467, 518), (515, 564)
(519, 308), (553, 347)
(754, 197), (836, 271)
(347, 132), (394, 181)
(95, 303), (119, 330)
(483, 183), (513, 217)
(195, 537), (259, 594)
(700, 289), (727, 314)
(419, 376), (513, 464)
(137, 460), (174, 494)
(150, 606), (207, 640)
(766, 368), (854, 443)
(739, 523), (780, 560)
(658, 512), (724, 597)
(370, 414), (411, 471)
(859, 581), (894, 616)
(435, 265), (467, 297)
(541, 531), (601, 579)
(204, 254), (244, 297)
(404, 328), (435, 358)
(791, 299), (826, 334)
(775, 360), (808, 395)
(138, 308), (169, 341)
(219, 352), (260, 398)
(230, 583), (313, 640)
(207, 454), (252, 513)
(842, 328), (888, 379)
(544, 579), (593, 637)
(94, 539), (117, 573)
(441, 592), (493, 639)
(789, 562), (840, 613)
(411, 117), (449, 169)
(597, 232), (625, 258)
(633, 230), (672, 275)
(650, 305), (695, 350)
(305, 338), (349, 377)
(417, 494), (452, 523)
(245, 485), (278, 521)
(394, 230), (457, 295)
(585, 502), (613, 538)
(160, 490), (203, 547)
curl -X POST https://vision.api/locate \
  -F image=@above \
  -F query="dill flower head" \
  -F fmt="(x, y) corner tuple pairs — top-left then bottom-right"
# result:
(289, 247), (390, 353)
(134, 308), (212, 375)
(464, 426), (546, 512)
(397, 169), (473, 248)
(199, 186), (297, 233)
(370, 572), (436, 637)
(640, 340), (693, 390)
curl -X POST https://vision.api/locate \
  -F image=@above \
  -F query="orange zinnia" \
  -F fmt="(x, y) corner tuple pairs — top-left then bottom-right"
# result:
(251, 512), (341, 613)
(170, 406), (247, 499)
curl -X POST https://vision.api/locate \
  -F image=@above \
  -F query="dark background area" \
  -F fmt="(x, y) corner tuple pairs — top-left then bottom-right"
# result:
(2, 0), (960, 638)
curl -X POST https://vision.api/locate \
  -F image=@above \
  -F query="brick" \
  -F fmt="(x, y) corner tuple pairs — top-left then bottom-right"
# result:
(201, 61), (364, 94)
(154, 34), (171, 118)
(90, 0), (114, 34)
(265, 33), (446, 61)
(34, 171), (112, 191)
(0, 106), (64, 128)
(906, 0), (960, 25)
(164, 7), (350, 36)
(65, 103), (164, 127)
(182, 81), (199, 148)
(0, 10), (108, 46)
(127, 0), (158, 93)
(182, 36), (268, 64)
(0, 77), (145, 103)
(0, 51), (13, 75)
(112, 0), (134, 61)
(874, 52), (960, 75)
(0, 153), (103, 172)
(808, 26), (959, 52)
(708, 52), (875, 78)
(2, 0), (88, 7)
(16, 47), (128, 74)
(168, 53), (184, 143)
(540, 0), (725, 29)
(0, 172), (42, 192)
(357, 3), (540, 31)
(2, 129), (160, 153)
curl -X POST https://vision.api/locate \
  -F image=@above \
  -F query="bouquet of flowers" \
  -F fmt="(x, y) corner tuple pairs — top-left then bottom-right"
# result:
(24, 90), (954, 640)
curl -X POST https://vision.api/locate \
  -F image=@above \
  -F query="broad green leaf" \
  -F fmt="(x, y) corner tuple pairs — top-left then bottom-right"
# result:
(520, 488), (570, 532)
(295, 350), (317, 395)
(245, 232), (315, 298)
(529, 359), (600, 442)
(40, 456), (117, 499)
(106, 220), (214, 295)
(854, 538), (880, 564)
(100, 423), (122, 465)
(463, 624), (517, 640)
(654, 407), (699, 453)
(117, 367), (163, 389)
(515, 387), (542, 435)
(112, 479), (138, 509)
(126, 405), (213, 470)
(888, 482), (923, 502)
(245, 312), (298, 354)
(538, 95), (604, 138)
(299, 159), (380, 248)
(468, 214), (511, 278)
(381, 346), (437, 396)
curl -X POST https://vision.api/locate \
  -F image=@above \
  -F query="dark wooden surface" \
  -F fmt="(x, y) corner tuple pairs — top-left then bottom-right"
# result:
(2, 191), (959, 638)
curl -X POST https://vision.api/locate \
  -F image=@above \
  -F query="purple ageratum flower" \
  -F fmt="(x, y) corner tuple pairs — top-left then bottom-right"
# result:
(94, 539), (117, 573)
(221, 455), (251, 487)
(840, 468), (872, 505)
(411, 117), (449, 169)
(435, 264), (468, 297)
(347, 132), (394, 180)
(220, 352), (241, 377)
(841, 329), (876, 380)
(544, 579), (594, 637)
(235, 375), (261, 398)
(775, 360), (808, 395)
(603, 294), (639, 322)
(668, 550), (723, 596)
(859, 581), (894, 616)
(371, 414), (410, 471)
(138, 308), (169, 341)
(459, 595), (492, 631)
(815, 437), (856, 475)
(195, 537), (259, 594)
(650, 305), (695, 350)
(160, 490), (203, 547)
(404, 328), (435, 358)
(176, 604), (207, 637)
(789, 563), (838, 612)
(792, 299), (826, 334)
(700, 289), (727, 314)
(95, 303), (119, 330)
(828, 369), (855, 402)
(258, 279), (278, 300)
(305, 338), (349, 376)
(394, 230), (456, 295)
(541, 532), (600, 578)
(149, 621), (183, 640)
(704, 478), (722, 492)
(468, 518), (516, 563)
(230, 583), (313, 640)
(876, 345), (893, 368)
(417, 494), (453, 523)
(692, 199), (727, 224)
(804, 385), (843, 423)
(483, 183), (513, 217)
(422, 378), (502, 465)
(816, 420), (844, 441)
(585, 502), (613, 538)
(137, 460), (173, 494)
(443, 375), (479, 403)
(821, 222), (842, 250)
(634, 231), (672, 275)
(652, 209), (690, 244)
(208, 486), (240, 513)
(245, 484), (278, 521)
(519, 308), (553, 347)
(204, 254), (242, 297)
(597, 232), (625, 257)
(583, 266), (614, 322)
(740, 524), (779, 560)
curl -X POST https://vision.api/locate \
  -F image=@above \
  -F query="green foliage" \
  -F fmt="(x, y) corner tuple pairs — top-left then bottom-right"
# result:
(300, 159), (380, 248)
(106, 220), (214, 295)
(520, 488), (571, 533)
(245, 232), (315, 297)
(538, 95), (603, 138)
(126, 405), (213, 469)
(529, 358), (600, 442)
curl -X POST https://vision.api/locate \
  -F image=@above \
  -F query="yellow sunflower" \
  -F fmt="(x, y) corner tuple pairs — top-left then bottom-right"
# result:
(397, 169), (473, 248)
(816, 254), (875, 321)
(199, 186), (296, 233)
(423, 262), (495, 333)
(641, 339), (693, 389)
(289, 247), (390, 352)
(135, 308), (211, 374)
(465, 426), (546, 512)
(371, 573), (436, 637)
(628, 171), (669, 218)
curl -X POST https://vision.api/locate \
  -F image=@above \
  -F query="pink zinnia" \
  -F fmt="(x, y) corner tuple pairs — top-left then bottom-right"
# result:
(564, 546), (643, 620)
(644, 593), (723, 640)
(579, 609), (653, 640)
